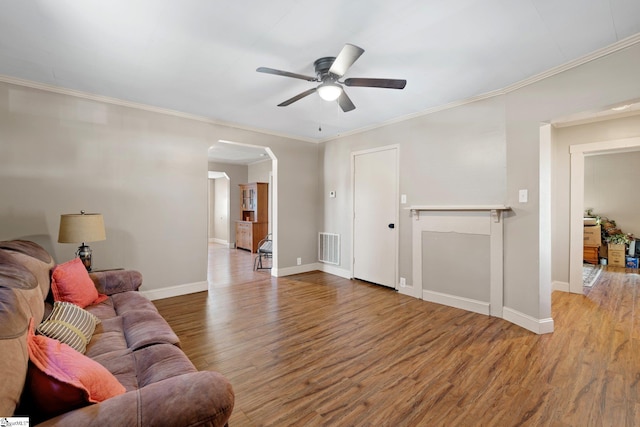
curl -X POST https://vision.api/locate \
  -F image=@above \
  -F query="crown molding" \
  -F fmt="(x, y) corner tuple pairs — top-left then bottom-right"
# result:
(0, 74), (317, 144)
(319, 32), (640, 143)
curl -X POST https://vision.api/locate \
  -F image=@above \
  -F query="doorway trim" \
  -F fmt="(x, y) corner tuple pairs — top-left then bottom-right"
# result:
(265, 147), (278, 275)
(569, 136), (640, 293)
(350, 144), (400, 288)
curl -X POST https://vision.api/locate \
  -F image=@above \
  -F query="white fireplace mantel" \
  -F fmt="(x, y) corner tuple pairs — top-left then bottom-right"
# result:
(405, 205), (511, 320)
(407, 205), (511, 222)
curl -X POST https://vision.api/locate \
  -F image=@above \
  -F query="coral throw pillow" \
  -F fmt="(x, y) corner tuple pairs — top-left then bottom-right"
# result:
(27, 318), (126, 418)
(51, 258), (107, 308)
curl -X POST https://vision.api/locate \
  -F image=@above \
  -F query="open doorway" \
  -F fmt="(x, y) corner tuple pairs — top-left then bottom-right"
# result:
(549, 101), (640, 296)
(568, 137), (640, 293)
(207, 140), (277, 286)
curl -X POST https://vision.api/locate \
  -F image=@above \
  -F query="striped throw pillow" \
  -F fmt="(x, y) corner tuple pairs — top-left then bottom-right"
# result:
(37, 301), (100, 354)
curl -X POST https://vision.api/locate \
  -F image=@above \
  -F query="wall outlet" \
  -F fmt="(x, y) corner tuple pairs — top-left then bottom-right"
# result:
(399, 277), (406, 287)
(329, 190), (336, 198)
(296, 257), (302, 266)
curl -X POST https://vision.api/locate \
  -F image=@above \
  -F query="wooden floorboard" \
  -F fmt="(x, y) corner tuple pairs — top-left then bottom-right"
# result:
(153, 245), (640, 426)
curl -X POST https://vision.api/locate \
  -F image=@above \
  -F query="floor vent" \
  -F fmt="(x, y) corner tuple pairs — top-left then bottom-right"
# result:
(319, 232), (340, 265)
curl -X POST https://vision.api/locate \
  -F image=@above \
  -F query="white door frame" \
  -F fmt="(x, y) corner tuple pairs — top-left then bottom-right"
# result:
(350, 144), (399, 288)
(569, 136), (640, 293)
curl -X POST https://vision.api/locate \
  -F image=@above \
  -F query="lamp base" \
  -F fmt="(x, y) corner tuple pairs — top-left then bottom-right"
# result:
(76, 244), (93, 271)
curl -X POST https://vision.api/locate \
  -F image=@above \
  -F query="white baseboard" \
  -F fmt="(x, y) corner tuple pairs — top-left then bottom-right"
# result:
(502, 306), (554, 335)
(140, 281), (208, 301)
(318, 263), (351, 279)
(552, 281), (570, 292)
(272, 262), (321, 277)
(208, 238), (229, 245)
(422, 290), (490, 316)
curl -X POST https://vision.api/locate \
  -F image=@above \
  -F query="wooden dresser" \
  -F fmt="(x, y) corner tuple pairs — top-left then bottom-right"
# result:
(583, 245), (599, 265)
(235, 221), (269, 253)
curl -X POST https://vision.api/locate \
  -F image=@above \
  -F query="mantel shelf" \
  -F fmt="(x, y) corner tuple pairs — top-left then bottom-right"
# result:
(406, 205), (510, 212)
(406, 205), (511, 223)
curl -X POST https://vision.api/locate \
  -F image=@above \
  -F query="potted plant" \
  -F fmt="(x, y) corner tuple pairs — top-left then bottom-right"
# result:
(605, 233), (632, 245)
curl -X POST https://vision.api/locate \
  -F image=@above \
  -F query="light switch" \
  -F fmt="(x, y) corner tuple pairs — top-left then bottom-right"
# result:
(401, 194), (407, 204)
(329, 190), (336, 198)
(519, 189), (528, 203)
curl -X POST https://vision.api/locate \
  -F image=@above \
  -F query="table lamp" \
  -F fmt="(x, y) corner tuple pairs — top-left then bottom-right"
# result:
(58, 211), (106, 271)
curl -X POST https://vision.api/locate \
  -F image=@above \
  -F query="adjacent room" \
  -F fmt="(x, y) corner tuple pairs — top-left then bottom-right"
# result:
(2, 1), (640, 425)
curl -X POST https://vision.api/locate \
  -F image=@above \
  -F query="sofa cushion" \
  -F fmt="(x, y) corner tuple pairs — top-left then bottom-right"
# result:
(134, 343), (198, 388)
(85, 292), (180, 351)
(37, 302), (100, 354)
(85, 315), (128, 358)
(26, 319), (126, 418)
(0, 244), (53, 417)
(90, 349), (139, 392)
(122, 310), (180, 350)
(84, 297), (118, 320)
(111, 291), (160, 316)
(84, 291), (158, 320)
(90, 269), (143, 295)
(51, 258), (108, 308)
(0, 240), (54, 301)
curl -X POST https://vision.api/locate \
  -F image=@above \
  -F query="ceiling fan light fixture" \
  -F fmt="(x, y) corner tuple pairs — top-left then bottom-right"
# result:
(317, 82), (342, 101)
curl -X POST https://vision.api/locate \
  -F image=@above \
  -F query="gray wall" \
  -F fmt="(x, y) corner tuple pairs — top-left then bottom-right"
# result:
(585, 151), (640, 236)
(248, 159), (272, 183)
(213, 177), (229, 242)
(423, 231), (490, 301)
(208, 179), (216, 239)
(320, 95), (506, 276)
(0, 81), (319, 292)
(320, 42), (640, 322)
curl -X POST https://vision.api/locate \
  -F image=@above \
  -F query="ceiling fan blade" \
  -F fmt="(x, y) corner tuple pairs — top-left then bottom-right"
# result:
(337, 90), (356, 112)
(257, 67), (317, 82)
(344, 78), (407, 89)
(278, 88), (317, 107)
(329, 44), (365, 77)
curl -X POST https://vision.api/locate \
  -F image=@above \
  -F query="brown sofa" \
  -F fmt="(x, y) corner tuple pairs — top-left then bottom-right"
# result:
(0, 240), (234, 426)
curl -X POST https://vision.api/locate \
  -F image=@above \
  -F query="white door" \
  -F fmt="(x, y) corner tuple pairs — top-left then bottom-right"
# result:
(353, 146), (398, 288)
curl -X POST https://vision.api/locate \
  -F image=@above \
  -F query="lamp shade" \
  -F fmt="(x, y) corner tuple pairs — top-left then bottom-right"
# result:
(58, 213), (106, 243)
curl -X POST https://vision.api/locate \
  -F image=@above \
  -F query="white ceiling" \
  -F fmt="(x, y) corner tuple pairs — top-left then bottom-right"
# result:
(1, 0), (640, 145)
(208, 140), (269, 165)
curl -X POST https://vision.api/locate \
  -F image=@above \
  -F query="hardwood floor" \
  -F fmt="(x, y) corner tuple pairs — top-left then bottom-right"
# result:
(154, 246), (640, 426)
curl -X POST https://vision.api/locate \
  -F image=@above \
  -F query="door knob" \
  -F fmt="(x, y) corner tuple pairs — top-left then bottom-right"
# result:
(388, 223), (395, 229)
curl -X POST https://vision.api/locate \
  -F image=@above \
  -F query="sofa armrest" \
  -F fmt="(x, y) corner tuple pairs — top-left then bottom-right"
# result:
(36, 371), (234, 427)
(89, 270), (143, 295)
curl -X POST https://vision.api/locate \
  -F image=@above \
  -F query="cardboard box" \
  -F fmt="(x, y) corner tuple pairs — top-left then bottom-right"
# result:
(609, 243), (626, 267)
(583, 217), (598, 226)
(626, 257), (639, 269)
(584, 225), (601, 246)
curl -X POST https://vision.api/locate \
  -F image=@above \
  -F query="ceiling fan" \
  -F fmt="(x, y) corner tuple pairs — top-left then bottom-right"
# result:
(256, 43), (406, 112)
